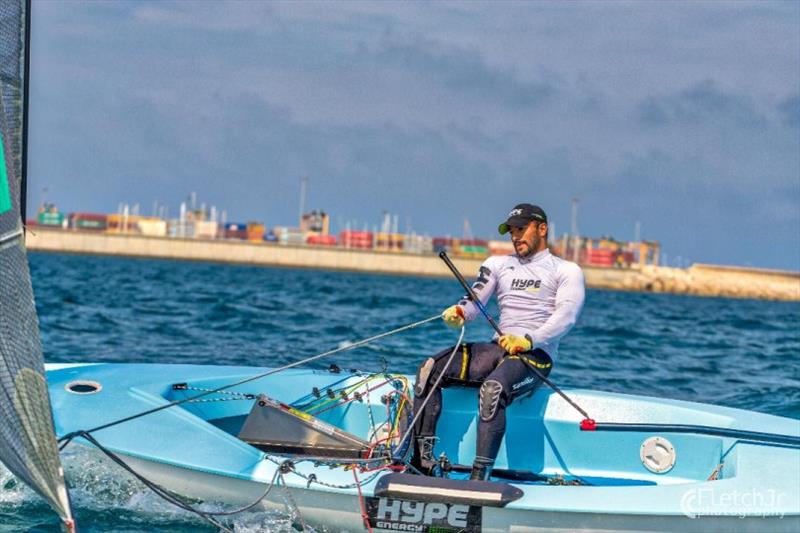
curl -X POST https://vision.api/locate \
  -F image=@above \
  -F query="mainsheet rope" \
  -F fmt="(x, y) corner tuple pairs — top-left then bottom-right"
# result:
(58, 313), (441, 443)
(56, 313), (446, 531)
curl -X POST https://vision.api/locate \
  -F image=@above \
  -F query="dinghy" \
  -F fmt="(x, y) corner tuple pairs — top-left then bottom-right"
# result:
(47, 361), (800, 532)
(0, 3), (797, 531)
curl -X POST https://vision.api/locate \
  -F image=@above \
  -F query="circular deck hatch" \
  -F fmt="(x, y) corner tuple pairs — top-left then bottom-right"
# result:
(640, 436), (676, 473)
(65, 380), (102, 395)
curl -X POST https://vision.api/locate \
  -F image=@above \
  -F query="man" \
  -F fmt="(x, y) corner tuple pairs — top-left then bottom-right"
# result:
(411, 203), (585, 481)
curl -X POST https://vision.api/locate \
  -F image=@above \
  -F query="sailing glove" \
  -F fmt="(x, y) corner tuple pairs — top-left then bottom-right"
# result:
(442, 305), (465, 329)
(498, 334), (531, 355)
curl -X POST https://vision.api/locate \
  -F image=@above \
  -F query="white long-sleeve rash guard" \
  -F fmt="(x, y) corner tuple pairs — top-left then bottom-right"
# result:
(457, 248), (585, 362)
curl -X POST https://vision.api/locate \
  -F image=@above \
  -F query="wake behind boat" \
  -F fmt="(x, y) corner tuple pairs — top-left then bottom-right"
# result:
(46, 361), (800, 532)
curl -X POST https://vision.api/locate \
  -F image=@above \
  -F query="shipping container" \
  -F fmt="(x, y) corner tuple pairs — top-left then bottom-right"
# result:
(37, 212), (65, 227)
(137, 219), (167, 237)
(339, 230), (373, 249)
(404, 235), (434, 255)
(108, 214), (165, 234)
(488, 240), (514, 256)
(374, 232), (404, 251)
(246, 223), (265, 242)
(224, 223), (247, 240)
(168, 220), (195, 238)
(69, 213), (107, 231)
(432, 237), (455, 254)
(195, 220), (219, 239)
(458, 246), (488, 256)
(584, 248), (613, 267)
(307, 234), (337, 246)
(454, 238), (488, 258)
(275, 226), (306, 245)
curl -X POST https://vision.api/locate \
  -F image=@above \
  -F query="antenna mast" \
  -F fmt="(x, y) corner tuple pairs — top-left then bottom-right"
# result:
(298, 176), (308, 227)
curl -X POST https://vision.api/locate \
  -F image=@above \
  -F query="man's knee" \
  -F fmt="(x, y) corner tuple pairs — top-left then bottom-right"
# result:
(479, 379), (505, 421)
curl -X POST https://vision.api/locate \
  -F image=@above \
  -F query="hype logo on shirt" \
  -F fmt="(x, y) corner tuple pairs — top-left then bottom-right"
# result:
(510, 278), (542, 292)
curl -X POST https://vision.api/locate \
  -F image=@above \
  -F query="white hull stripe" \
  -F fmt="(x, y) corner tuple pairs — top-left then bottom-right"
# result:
(387, 482), (503, 502)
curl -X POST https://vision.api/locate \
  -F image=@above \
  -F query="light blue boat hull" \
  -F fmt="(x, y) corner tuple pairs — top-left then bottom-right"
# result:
(46, 363), (800, 532)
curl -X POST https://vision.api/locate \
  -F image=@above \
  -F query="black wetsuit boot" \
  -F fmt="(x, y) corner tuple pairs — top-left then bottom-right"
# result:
(409, 436), (436, 474)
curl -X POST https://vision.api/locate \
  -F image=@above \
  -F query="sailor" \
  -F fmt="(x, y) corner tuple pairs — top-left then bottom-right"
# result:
(411, 203), (585, 481)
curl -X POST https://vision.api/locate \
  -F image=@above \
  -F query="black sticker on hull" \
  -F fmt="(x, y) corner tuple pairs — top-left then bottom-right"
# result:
(365, 496), (482, 532)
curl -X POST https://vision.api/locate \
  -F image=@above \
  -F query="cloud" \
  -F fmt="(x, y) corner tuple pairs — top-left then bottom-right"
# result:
(778, 94), (800, 128)
(373, 39), (557, 109)
(638, 80), (768, 128)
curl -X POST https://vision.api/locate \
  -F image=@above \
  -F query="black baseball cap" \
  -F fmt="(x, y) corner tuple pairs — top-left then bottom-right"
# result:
(498, 203), (547, 235)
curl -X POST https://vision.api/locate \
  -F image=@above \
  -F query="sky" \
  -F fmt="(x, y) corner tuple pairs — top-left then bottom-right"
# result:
(27, 0), (800, 270)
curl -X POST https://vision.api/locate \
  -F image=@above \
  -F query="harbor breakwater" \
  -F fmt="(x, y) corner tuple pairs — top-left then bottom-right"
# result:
(26, 228), (800, 301)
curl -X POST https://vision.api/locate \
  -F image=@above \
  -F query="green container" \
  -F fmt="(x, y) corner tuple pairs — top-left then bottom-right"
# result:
(75, 219), (106, 230)
(461, 245), (488, 255)
(37, 212), (65, 226)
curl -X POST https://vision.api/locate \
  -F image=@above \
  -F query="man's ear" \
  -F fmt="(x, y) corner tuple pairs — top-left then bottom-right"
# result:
(538, 222), (548, 237)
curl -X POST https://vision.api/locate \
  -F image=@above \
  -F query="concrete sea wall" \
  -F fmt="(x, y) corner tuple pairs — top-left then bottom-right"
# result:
(26, 229), (800, 301)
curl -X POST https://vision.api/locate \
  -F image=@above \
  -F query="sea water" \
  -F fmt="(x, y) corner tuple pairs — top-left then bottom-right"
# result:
(1, 253), (798, 532)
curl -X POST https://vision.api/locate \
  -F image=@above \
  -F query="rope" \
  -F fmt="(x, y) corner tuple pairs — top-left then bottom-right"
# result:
(353, 469), (373, 533)
(393, 325), (466, 458)
(58, 313), (440, 442)
(60, 431), (232, 531)
(58, 431), (319, 529)
(277, 471), (307, 532)
(177, 385), (255, 398)
(262, 455), (385, 489)
(51, 313), (450, 529)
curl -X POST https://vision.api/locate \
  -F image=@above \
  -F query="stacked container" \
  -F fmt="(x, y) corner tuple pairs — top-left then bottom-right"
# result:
(69, 213), (107, 231)
(137, 219), (167, 237)
(457, 239), (489, 258)
(339, 230), (373, 249)
(223, 223), (247, 240)
(586, 248), (615, 267)
(404, 234), (434, 255)
(195, 221), (219, 239)
(307, 234), (337, 246)
(488, 240), (514, 256)
(168, 220), (195, 238)
(275, 226), (306, 245)
(246, 223), (265, 242)
(37, 211), (65, 228)
(433, 237), (455, 254)
(374, 232), (404, 252)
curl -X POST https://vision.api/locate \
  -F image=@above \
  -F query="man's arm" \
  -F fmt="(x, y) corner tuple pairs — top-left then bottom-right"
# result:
(526, 262), (585, 348)
(457, 257), (499, 321)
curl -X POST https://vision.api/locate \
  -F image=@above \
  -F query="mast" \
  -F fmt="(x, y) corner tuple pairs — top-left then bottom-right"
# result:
(298, 175), (308, 227)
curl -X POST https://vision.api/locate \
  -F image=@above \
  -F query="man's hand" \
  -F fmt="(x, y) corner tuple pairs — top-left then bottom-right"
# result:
(441, 305), (465, 329)
(498, 334), (531, 355)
